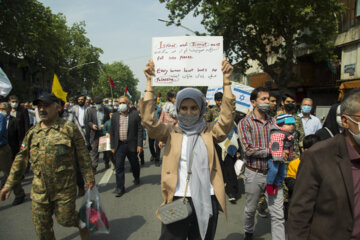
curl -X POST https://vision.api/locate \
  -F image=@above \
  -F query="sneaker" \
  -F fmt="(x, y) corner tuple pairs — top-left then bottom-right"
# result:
(12, 195), (25, 206)
(244, 232), (253, 240)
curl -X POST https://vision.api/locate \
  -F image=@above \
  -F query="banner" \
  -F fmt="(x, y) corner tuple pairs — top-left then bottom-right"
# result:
(152, 36), (223, 86)
(206, 82), (254, 114)
(0, 67), (12, 97)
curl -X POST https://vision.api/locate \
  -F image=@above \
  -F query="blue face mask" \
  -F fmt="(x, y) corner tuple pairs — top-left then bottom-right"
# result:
(302, 105), (311, 114)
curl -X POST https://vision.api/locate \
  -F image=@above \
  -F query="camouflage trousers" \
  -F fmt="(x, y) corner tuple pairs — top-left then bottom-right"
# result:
(32, 198), (78, 240)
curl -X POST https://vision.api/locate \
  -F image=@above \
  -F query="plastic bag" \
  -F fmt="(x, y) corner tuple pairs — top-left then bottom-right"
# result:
(0, 67), (12, 97)
(78, 186), (110, 234)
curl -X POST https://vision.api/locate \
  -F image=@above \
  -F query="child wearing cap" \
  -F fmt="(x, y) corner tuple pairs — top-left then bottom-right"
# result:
(267, 113), (295, 195)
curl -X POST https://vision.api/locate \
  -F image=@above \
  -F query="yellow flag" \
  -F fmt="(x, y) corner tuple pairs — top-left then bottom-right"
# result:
(52, 74), (67, 103)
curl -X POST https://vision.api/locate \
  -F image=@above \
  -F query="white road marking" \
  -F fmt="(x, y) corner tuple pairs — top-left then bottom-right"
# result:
(98, 168), (114, 186)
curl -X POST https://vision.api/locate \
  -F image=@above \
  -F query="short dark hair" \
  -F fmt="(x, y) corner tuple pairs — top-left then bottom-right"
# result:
(269, 92), (278, 99)
(303, 134), (321, 149)
(77, 95), (85, 100)
(214, 92), (223, 101)
(250, 87), (269, 101)
(281, 91), (296, 102)
(8, 95), (18, 101)
(166, 90), (177, 101)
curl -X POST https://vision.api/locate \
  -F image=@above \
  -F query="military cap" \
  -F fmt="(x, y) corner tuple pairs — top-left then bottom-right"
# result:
(33, 93), (60, 105)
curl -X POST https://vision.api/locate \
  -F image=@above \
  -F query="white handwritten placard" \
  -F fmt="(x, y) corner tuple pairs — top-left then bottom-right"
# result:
(152, 36), (223, 86)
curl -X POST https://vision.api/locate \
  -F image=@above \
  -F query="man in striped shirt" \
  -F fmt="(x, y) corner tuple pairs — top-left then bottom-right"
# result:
(238, 87), (286, 240)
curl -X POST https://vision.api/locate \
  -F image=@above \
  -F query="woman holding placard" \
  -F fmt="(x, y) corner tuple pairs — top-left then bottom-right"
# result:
(140, 59), (235, 240)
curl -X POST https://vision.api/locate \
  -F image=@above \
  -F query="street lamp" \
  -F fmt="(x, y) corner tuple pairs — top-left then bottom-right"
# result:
(60, 61), (97, 71)
(157, 18), (198, 35)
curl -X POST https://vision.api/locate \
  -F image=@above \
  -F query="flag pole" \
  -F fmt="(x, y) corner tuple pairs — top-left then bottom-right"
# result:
(109, 81), (113, 100)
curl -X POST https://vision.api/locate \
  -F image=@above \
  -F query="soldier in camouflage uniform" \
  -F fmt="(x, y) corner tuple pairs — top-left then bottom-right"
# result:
(205, 92), (223, 123)
(0, 93), (95, 240)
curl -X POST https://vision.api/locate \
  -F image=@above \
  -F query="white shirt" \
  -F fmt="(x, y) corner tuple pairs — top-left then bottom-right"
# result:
(298, 113), (322, 136)
(174, 135), (214, 197)
(78, 106), (86, 127)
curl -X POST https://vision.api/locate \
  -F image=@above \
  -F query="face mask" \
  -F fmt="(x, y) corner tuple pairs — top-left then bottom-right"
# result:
(178, 113), (200, 126)
(95, 104), (102, 110)
(118, 104), (128, 112)
(257, 103), (270, 114)
(302, 105), (311, 114)
(284, 103), (296, 112)
(10, 102), (18, 108)
(336, 105), (343, 128)
(347, 116), (360, 145)
(0, 111), (7, 117)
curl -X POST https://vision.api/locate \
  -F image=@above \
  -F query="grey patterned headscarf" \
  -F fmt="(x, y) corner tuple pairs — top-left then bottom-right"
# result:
(176, 88), (213, 239)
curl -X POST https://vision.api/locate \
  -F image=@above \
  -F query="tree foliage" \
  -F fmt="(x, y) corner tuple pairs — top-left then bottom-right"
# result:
(159, 0), (344, 88)
(93, 62), (139, 102)
(0, 0), (103, 98)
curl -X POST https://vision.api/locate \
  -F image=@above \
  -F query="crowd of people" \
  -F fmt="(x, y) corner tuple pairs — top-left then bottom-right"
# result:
(0, 58), (359, 240)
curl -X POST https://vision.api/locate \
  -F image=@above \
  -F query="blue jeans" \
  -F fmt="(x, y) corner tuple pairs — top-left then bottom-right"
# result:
(266, 159), (286, 186)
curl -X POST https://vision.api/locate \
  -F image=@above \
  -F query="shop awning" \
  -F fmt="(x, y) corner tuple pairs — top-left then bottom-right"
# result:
(338, 80), (360, 101)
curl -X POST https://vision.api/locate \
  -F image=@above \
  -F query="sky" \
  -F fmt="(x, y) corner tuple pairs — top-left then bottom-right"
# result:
(38, 0), (206, 92)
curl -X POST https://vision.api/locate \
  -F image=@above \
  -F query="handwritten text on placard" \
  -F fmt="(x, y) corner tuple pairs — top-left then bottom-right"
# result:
(152, 36), (223, 86)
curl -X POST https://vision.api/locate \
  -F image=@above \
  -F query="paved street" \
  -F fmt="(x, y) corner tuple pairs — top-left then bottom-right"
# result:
(0, 145), (273, 240)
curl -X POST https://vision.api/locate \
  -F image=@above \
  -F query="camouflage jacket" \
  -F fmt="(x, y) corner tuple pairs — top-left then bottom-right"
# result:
(292, 114), (305, 159)
(5, 117), (94, 203)
(205, 106), (220, 123)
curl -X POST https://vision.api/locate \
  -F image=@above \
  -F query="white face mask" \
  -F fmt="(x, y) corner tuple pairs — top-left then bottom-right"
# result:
(118, 104), (128, 112)
(0, 111), (7, 117)
(10, 102), (18, 108)
(336, 105), (343, 128)
(347, 116), (360, 145)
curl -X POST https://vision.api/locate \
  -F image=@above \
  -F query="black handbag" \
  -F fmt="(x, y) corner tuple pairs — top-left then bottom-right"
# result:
(158, 136), (199, 224)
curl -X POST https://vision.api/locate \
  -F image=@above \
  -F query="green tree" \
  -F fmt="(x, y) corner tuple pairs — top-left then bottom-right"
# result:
(93, 61), (139, 101)
(57, 21), (103, 96)
(0, 0), (103, 99)
(159, 0), (344, 88)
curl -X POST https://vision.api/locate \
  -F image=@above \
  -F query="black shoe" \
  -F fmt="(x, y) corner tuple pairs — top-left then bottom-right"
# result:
(78, 187), (85, 197)
(228, 194), (237, 204)
(104, 162), (110, 169)
(155, 161), (161, 167)
(133, 178), (140, 185)
(115, 188), (125, 197)
(150, 156), (155, 162)
(12, 195), (25, 206)
(244, 232), (253, 240)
